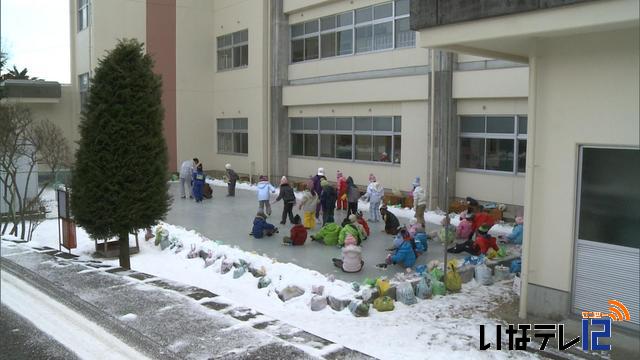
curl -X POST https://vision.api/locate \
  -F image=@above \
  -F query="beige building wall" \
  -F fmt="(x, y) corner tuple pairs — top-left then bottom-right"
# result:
(453, 67), (528, 99)
(528, 27), (639, 292)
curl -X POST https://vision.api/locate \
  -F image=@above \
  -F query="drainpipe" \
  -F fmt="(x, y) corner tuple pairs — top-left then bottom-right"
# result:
(266, 0), (272, 182)
(519, 54), (536, 319)
(428, 49), (435, 210)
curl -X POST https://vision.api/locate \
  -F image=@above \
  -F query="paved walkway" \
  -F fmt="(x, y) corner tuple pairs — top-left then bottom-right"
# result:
(166, 183), (460, 282)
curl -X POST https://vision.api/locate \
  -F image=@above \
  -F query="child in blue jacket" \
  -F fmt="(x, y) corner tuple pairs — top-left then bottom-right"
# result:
(251, 211), (278, 239)
(379, 228), (416, 268)
(192, 164), (206, 202)
(501, 216), (523, 244)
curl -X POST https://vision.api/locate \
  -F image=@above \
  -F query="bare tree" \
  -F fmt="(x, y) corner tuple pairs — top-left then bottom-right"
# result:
(0, 103), (71, 240)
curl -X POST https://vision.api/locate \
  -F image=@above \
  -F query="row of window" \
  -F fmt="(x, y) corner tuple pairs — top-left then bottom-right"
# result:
(217, 30), (249, 71)
(77, 0), (90, 32)
(217, 118), (248, 155)
(459, 115), (528, 174)
(290, 116), (402, 164)
(291, 0), (415, 63)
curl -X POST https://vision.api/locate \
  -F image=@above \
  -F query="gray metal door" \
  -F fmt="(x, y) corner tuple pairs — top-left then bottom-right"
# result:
(573, 147), (640, 331)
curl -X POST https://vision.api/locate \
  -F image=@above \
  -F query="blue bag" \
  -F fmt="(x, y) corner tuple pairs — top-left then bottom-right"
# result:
(510, 259), (522, 273)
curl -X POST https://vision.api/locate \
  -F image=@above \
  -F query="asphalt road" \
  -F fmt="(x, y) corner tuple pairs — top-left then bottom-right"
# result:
(0, 304), (80, 360)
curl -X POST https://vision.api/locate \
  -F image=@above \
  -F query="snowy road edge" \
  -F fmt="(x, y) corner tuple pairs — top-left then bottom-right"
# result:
(0, 257), (181, 360)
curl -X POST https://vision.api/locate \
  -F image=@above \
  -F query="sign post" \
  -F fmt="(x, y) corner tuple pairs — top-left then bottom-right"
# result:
(57, 187), (76, 253)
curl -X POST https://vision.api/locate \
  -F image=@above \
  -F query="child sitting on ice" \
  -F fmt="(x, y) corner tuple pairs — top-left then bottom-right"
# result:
(474, 224), (499, 254)
(380, 205), (400, 235)
(356, 211), (370, 238)
(310, 220), (341, 246)
(413, 228), (428, 256)
(332, 234), (363, 273)
(283, 215), (307, 246)
(407, 218), (423, 238)
(251, 211), (278, 239)
(379, 228), (416, 268)
(456, 211), (475, 241)
(339, 215), (366, 245)
(500, 216), (523, 244)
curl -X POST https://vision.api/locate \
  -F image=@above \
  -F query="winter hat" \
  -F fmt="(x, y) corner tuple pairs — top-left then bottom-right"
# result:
(412, 177), (421, 187)
(293, 214), (301, 225)
(259, 175), (268, 182)
(256, 211), (267, 219)
(336, 170), (343, 179)
(515, 216), (524, 225)
(344, 234), (357, 247)
(225, 163), (231, 169)
(280, 176), (288, 185)
(368, 173), (376, 182)
(320, 179), (329, 187)
(348, 214), (358, 223)
(317, 167), (325, 176)
(478, 224), (490, 233)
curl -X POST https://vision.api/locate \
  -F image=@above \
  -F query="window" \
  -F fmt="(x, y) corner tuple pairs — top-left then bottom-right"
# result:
(217, 118), (248, 154)
(78, 0), (90, 32)
(217, 30), (248, 71)
(290, 116), (401, 164)
(458, 115), (528, 174)
(290, 1), (415, 63)
(79, 73), (90, 113)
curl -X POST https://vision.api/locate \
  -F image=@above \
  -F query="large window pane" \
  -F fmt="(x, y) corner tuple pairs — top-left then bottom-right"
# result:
(291, 23), (304, 37)
(303, 117), (318, 130)
(291, 134), (304, 155)
(374, 3), (392, 19)
(355, 117), (372, 131)
(217, 49), (232, 70)
(393, 135), (401, 164)
(233, 30), (248, 44)
(459, 138), (485, 169)
(373, 21), (393, 50)
(320, 15), (336, 31)
(234, 118), (248, 130)
(460, 116), (485, 133)
(217, 34), (232, 48)
(304, 134), (318, 157)
(393, 116), (401, 132)
(518, 116), (528, 135)
(233, 45), (248, 68)
(355, 7), (373, 24)
(290, 118), (303, 130)
(373, 116), (392, 131)
(305, 37), (319, 60)
(320, 134), (335, 158)
(336, 135), (352, 159)
(395, 0), (410, 16)
(518, 140), (527, 173)
(291, 39), (304, 62)
(373, 136), (392, 162)
(336, 117), (352, 130)
(337, 12), (353, 27)
(320, 117), (335, 130)
(321, 33), (336, 58)
(337, 29), (353, 55)
(355, 26), (373, 53)
(486, 139), (514, 171)
(304, 20), (319, 34)
(395, 18), (415, 48)
(218, 133), (233, 153)
(487, 116), (515, 134)
(234, 132), (248, 154)
(218, 118), (233, 130)
(355, 135), (372, 161)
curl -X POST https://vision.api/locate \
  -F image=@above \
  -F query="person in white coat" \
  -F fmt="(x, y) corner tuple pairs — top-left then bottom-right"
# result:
(412, 176), (427, 227)
(365, 173), (384, 223)
(179, 158), (198, 198)
(256, 175), (276, 216)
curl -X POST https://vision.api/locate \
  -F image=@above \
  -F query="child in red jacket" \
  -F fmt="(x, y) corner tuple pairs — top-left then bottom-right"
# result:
(356, 211), (370, 238)
(283, 215), (307, 246)
(474, 224), (499, 254)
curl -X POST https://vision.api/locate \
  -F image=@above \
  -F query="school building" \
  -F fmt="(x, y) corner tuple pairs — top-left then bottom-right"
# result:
(12, 0), (635, 328)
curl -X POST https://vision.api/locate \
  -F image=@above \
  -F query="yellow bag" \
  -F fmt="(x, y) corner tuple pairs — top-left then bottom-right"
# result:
(444, 264), (462, 293)
(376, 278), (391, 297)
(486, 248), (498, 259)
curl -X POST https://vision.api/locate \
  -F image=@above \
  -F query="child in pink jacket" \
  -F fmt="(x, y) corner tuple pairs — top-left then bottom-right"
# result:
(332, 234), (363, 273)
(456, 212), (474, 240)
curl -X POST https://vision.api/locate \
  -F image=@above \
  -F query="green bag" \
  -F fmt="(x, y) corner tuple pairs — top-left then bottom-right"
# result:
(430, 267), (444, 282)
(497, 245), (508, 258)
(362, 278), (377, 287)
(432, 280), (446, 296)
(444, 264), (462, 292)
(373, 296), (395, 312)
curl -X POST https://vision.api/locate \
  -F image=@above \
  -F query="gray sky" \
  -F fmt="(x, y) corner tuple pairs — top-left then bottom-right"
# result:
(1, 0), (70, 83)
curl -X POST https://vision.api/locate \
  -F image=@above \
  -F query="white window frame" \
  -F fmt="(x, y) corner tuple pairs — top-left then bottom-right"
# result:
(77, 0), (90, 32)
(458, 115), (528, 175)
(217, 118), (248, 155)
(217, 30), (248, 72)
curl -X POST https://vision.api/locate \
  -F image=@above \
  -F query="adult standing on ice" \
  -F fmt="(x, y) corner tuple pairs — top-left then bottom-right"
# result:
(336, 170), (347, 211)
(256, 175), (276, 216)
(179, 158), (197, 198)
(311, 168), (327, 219)
(365, 173), (384, 222)
(412, 177), (427, 227)
(225, 163), (239, 197)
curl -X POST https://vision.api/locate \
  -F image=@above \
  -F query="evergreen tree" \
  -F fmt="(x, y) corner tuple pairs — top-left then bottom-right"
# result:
(71, 39), (170, 269)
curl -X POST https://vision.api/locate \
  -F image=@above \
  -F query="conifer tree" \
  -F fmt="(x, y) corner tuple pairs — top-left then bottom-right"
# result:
(71, 39), (169, 269)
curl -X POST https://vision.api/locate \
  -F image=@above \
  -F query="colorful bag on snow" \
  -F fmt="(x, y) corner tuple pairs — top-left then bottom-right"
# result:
(348, 300), (370, 317)
(474, 263), (493, 286)
(373, 296), (395, 312)
(510, 259), (521, 273)
(497, 245), (508, 258)
(432, 280), (446, 296)
(396, 281), (417, 305)
(444, 264), (462, 292)
(376, 278), (391, 297)
(415, 276), (432, 299)
(430, 267), (444, 281)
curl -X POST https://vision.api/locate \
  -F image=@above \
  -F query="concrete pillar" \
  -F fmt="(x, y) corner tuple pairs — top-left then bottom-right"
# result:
(429, 49), (457, 211)
(269, 0), (289, 182)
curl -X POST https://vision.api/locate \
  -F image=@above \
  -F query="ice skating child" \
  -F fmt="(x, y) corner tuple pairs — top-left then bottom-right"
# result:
(274, 176), (296, 225)
(192, 163), (205, 202)
(299, 181), (319, 229)
(346, 176), (360, 216)
(355, 211), (370, 238)
(283, 215), (307, 246)
(319, 179), (337, 225)
(251, 211), (278, 239)
(474, 224), (499, 254)
(365, 174), (384, 222)
(501, 216), (523, 244)
(257, 175), (276, 216)
(407, 218), (423, 238)
(336, 170), (347, 210)
(310, 220), (341, 246)
(338, 215), (366, 246)
(332, 234), (363, 273)
(456, 211), (474, 240)
(380, 205), (400, 235)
